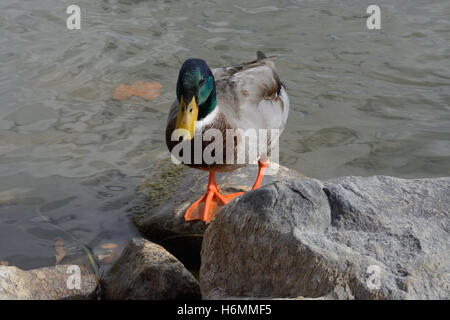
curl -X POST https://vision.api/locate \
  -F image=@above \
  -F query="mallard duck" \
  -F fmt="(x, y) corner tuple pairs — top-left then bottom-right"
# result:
(166, 51), (289, 223)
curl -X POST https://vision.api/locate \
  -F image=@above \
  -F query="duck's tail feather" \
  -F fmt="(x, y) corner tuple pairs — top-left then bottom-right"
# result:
(256, 50), (277, 61)
(257, 50), (267, 60)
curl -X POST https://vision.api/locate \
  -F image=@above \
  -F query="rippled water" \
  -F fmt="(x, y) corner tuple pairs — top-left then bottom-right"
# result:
(0, 0), (449, 270)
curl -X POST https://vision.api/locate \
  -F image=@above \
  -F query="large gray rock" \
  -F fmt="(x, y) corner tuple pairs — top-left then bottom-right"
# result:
(0, 264), (98, 300)
(200, 176), (450, 300)
(131, 158), (305, 269)
(102, 238), (201, 300)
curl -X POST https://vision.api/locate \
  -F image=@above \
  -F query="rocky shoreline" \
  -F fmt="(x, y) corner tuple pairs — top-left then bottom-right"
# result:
(1, 160), (449, 299)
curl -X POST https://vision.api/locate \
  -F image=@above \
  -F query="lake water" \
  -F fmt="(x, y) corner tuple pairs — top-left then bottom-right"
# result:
(0, 0), (449, 270)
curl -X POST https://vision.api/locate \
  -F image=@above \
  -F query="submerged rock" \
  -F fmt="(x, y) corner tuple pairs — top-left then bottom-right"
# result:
(200, 176), (450, 300)
(131, 158), (305, 269)
(102, 238), (200, 300)
(0, 264), (98, 300)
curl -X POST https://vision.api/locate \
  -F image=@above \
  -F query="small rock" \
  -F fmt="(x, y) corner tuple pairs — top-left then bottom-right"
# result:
(200, 176), (450, 300)
(131, 158), (305, 269)
(102, 238), (201, 300)
(0, 265), (98, 300)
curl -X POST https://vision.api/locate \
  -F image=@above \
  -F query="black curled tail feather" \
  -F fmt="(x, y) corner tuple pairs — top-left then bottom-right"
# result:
(257, 50), (267, 60)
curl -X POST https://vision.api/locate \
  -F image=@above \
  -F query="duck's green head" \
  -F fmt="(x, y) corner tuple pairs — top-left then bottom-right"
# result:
(175, 59), (217, 140)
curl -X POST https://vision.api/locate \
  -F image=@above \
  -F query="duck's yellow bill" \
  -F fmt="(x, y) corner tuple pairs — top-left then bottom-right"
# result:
(175, 96), (198, 141)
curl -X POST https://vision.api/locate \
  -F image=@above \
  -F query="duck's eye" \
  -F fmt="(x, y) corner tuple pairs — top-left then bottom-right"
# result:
(189, 108), (192, 113)
(199, 79), (205, 86)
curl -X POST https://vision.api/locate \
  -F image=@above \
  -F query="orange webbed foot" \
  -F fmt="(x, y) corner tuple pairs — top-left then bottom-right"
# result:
(185, 160), (269, 223)
(185, 171), (242, 223)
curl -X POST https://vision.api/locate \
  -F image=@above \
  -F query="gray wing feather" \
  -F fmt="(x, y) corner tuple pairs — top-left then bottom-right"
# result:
(213, 56), (288, 133)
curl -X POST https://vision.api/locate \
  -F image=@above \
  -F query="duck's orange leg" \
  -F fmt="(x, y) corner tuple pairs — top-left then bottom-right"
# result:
(184, 160), (269, 223)
(185, 171), (242, 223)
(251, 159), (268, 190)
